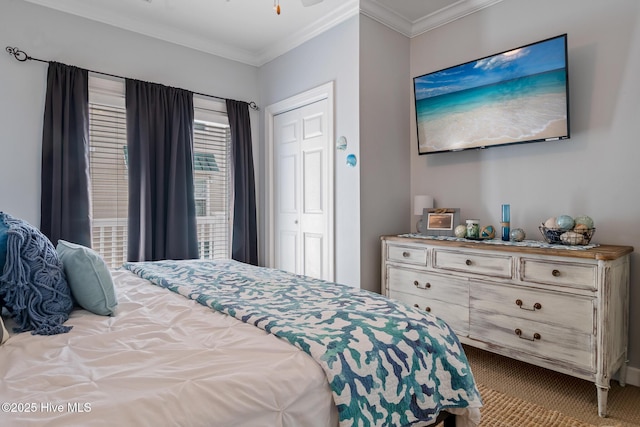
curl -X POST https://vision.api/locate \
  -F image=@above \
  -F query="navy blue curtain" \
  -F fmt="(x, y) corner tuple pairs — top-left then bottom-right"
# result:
(40, 62), (91, 247)
(126, 80), (198, 262)
(226, 100), (258, 265)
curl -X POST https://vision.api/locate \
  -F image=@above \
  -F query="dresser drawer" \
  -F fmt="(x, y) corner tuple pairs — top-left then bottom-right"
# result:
(470, 282), (594, 334)
(387, 267), (468, 306)
(387, 244), (427, 266)
(520, 258), (597, 291)
(433, 249), (513, 278)
(389, 289), (469, 336)
(469, 311), (594, 370)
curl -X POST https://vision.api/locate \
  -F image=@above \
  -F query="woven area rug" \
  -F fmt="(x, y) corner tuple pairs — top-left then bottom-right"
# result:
(476, 384), (606, 427)
(463, 346), (639, 427)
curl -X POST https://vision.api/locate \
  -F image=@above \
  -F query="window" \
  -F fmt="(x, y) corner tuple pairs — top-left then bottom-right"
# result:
(88, 75), (231, 267)
(192, 105), (232, 260)
(194, 177), (209, 217)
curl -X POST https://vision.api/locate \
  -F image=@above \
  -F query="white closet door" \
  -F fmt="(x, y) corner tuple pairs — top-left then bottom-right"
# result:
(273, 98), (329, 280)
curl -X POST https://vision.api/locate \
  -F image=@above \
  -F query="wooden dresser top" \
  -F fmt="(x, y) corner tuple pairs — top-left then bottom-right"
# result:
(381, 235), (634, 261)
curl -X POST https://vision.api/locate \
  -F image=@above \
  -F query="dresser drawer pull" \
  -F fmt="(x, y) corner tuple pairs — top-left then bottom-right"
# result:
(403, 251), (411, 258)
(515, 328), (541, 341)
(515, 299), (542, 311)
(412, 304), (431, 312)
(465, 259), (473, 266)
(552, 269), (561, 277)
(413, 280), (431, 289)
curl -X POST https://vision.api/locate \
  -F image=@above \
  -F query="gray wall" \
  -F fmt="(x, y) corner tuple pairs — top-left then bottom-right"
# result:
(258, 16), (361, 288)
(0, 0), (259, 227)
(410, 0), (640, 371)
(258, 15), (410, 293)
(359, 15), (411, 293)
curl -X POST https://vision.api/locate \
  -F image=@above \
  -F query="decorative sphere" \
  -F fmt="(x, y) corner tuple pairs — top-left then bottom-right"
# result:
(556, 215), (575, 231)
(510, 228), (526, 242)
(480, 225), (496, 239)
(573, 223), (589, 233)
(560, 231), (586, 245)
(544, 217), (558, 229)
(454, 224), (467, 238)
(574, 215), (594, 229)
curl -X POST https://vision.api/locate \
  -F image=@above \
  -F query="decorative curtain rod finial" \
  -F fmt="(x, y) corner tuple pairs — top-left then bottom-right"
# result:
(6, 46), (30, 62)
(248, 101), (259, 111)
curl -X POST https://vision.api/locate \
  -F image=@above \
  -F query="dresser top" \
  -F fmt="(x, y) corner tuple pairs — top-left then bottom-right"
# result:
(381, 235), (633, 261)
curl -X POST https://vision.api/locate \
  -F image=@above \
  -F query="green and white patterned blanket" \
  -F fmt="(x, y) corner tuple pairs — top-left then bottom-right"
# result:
(123, 259), (481, 426)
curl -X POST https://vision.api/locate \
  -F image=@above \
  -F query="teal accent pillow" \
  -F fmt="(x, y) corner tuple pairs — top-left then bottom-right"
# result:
(56, 240), (117, 316)
(0, 217), (8, 274)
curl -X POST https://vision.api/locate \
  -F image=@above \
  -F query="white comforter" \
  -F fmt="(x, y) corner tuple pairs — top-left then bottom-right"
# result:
(0, 270), (338, 427)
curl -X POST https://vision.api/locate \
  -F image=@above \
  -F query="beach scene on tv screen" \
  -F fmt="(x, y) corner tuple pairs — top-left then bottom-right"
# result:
(414, 36), (568, 154)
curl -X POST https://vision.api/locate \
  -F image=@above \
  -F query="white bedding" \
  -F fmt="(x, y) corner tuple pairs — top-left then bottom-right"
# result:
(0, 270), (338, 427)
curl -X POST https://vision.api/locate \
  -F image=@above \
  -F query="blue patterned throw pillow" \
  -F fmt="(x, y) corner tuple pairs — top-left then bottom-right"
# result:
(0, 212), (73, 335)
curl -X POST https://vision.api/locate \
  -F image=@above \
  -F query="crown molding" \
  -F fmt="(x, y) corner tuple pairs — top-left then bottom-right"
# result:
(360, 0), (505, 38)
(22, 0), (359, 67)
(359, 0), (413, 37)
(22, 0), (501, 67)
(256, 0), (359, 66)
(21, 0), (260, 65)
(412, 0), (505, 37)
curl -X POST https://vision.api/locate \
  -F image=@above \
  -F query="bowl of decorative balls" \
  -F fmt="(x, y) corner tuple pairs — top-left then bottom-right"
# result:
(539, 215), (595, 245)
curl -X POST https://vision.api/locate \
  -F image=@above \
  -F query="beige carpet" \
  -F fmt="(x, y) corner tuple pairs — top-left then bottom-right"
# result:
(464, 345), (640, 427)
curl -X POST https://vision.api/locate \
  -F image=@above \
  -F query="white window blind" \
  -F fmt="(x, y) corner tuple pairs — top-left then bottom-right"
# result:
(88, 75), (231, 267)
(89, 76), (128, 268)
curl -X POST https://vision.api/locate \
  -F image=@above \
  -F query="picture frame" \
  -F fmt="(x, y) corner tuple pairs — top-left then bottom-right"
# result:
(418, 208), (460, 236)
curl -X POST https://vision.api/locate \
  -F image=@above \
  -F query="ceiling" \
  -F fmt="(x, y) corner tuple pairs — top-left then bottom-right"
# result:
(21, 0), (503, 66)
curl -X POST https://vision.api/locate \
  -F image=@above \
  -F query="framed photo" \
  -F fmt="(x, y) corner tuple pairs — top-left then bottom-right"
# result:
(419, 208), (460, 236)
(428, 212), (454, 231)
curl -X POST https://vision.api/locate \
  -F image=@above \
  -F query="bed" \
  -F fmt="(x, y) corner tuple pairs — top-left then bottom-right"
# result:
(0, 214), (482, 427)
(1, 268), (340, 426)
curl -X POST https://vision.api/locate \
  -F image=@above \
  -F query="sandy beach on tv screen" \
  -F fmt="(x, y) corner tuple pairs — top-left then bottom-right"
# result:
(418, 93), (567, 153)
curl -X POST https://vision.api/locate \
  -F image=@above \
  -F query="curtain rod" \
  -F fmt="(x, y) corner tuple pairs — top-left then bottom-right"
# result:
(5, 46), (259, 111)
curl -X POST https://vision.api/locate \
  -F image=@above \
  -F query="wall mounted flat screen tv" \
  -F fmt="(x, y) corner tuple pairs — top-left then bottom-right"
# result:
(414, 34), (570, 155)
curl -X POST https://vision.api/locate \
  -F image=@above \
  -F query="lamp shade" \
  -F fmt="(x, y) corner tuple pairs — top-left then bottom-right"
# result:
(413, 195), (434, 216)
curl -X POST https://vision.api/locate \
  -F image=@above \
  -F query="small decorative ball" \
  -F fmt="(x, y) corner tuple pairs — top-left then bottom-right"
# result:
(544, 217), (558, 229)
(561, 231), (586, 245)
(454, 224), (467, 238)
(556, 215), (575, 231)
(510, 228), (526, 242)
(573, 223), (589, 233)
(574, 215), (594, 229)
(480, 225), (496, 239)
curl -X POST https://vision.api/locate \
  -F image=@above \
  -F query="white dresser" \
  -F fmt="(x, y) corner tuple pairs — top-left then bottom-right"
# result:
(381, 235), (632, 417)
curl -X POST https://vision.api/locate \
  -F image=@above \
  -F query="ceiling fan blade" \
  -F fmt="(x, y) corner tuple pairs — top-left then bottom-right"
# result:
(301, 0), (323, 6)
